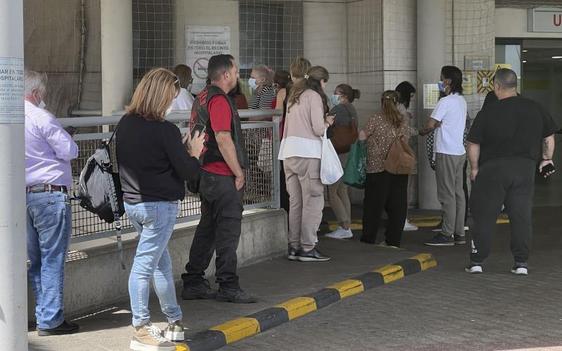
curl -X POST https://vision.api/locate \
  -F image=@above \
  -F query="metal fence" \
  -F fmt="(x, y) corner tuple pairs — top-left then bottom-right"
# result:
(60, 110), (281, 243)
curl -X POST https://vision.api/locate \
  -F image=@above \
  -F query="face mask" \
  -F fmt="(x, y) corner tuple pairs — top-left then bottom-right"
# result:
(330, 94), (341, 106)
(187, 83), (193, 93)
(438, 81), (446, 93)
(248, 78), (257, 90)
(38, 100), (46, 109)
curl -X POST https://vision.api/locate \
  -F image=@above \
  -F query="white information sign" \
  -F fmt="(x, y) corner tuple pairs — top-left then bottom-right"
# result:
(185, 26), (231, 93)
(423, 84), (440, 110)
(528, 7), (562, 33)
(0, 57), (24, 124)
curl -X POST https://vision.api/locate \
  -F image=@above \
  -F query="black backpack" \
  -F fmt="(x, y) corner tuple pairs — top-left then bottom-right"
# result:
(77, 129), (126, 269)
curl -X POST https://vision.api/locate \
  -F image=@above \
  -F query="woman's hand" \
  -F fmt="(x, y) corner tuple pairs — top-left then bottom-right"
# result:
(358, 130), (367, 141)
(187, 130), (205, 160)
(325, 115), (335, 128)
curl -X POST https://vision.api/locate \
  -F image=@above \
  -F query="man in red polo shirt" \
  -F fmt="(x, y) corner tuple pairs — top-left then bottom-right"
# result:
(181, 54), (255, 303)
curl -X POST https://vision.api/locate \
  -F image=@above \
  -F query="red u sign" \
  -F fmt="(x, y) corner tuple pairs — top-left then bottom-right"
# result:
(554, 14), (562, 27)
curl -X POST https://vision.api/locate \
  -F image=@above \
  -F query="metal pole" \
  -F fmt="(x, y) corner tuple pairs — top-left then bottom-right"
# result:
(0, 0), (28, 350)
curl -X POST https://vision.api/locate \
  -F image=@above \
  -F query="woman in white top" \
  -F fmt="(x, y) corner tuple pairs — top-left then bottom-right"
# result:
(278, 66), (334, 262)
(169, 64), (195, 111)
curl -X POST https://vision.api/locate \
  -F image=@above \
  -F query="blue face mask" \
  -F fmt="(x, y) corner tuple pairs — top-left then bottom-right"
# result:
(438, 81), (446, 93)
(248, 78), (257, 90)
(330, 94), (341, 106)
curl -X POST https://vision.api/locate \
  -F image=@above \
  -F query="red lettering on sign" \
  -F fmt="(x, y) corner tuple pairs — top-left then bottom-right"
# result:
(554, 14), (562, 27)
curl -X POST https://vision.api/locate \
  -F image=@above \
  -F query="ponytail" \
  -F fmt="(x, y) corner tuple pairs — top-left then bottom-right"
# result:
(381, 90), (402, 128)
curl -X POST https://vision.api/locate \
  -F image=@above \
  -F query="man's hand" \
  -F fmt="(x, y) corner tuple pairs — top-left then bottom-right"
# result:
(470, 168), (479, 182)
(539, 159), (555, 178)
(235, 174), (245, 191)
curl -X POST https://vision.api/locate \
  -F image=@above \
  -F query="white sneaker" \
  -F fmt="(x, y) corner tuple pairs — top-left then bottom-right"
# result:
(130, 323), (176, 351)
(164, 320), (185, 342)
(511, 266), (528, 275)
(465, 264), (483, 274)
(377, 241), (399, 249)
(403, 220), (418, 231)
(325, 227), (353, 239)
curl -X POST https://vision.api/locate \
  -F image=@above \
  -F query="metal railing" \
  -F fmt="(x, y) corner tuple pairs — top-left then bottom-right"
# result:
(60, 109), (282, 243)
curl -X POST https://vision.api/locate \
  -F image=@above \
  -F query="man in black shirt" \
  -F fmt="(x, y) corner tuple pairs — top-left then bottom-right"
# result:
(465, 68), (557, 275)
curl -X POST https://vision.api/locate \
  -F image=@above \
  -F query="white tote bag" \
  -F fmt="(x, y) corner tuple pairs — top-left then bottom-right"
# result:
(320, 131), (344, 185)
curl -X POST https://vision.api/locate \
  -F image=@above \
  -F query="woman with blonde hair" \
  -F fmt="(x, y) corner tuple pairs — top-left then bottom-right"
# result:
(278, 65), (334, 262)
(116, 68), (204, 351)
(358, 90), (417, 248)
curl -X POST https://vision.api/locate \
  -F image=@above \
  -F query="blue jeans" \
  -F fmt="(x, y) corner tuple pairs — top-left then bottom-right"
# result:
(27, 191), (72, 330)
(126, 201), (182, 327)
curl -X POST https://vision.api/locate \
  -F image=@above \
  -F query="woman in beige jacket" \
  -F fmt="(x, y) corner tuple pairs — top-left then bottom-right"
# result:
(278, 66), (334, 262)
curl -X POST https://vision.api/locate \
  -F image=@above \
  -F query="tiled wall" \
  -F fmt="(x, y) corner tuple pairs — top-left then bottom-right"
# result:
(446, 0), (495, 119)
(303, 0), (347, 98)
(346, 0), (384, 126)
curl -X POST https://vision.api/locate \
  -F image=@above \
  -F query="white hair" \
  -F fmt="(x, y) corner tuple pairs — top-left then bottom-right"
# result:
(24, 69), (47, 96)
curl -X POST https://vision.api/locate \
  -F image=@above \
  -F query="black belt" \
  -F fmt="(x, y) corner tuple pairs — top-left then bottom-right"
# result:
(26, 184), (68, 194)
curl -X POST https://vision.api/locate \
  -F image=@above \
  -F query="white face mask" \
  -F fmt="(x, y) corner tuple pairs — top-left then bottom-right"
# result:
(248, 78), (257, 90)
(38, 100), (46, 109)
(187, 83), (193, 93)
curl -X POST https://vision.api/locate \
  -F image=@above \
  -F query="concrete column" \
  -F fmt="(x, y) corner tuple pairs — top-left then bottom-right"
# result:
(417, 0), (446, 210)
(0, 0), (27, 350)
(101, 0), (133, 116)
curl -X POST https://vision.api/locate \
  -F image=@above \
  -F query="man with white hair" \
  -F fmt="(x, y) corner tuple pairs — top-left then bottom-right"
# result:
(25, 70), (79, 335)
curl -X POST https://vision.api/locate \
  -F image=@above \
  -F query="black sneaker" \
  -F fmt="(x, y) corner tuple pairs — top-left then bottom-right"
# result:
(287, 245), (299, 261)
(297, 248), (331, 262)
(181, 279), (217, 300)
(424, 233), (454, 247)
(464, 264), (483, 274)
(216, 288), (258, 303)
(38, 320), (79, 336)
(454, 235), (467, 245)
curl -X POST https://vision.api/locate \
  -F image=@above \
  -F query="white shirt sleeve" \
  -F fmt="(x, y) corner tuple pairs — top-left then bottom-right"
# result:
(431, 97), (448, 122)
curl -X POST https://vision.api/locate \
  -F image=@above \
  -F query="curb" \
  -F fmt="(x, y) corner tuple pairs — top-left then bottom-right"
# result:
(176, 253), (437, 351)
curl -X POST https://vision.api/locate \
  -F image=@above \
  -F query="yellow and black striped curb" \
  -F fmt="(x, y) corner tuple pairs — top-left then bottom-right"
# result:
(175, 253), (437, 351)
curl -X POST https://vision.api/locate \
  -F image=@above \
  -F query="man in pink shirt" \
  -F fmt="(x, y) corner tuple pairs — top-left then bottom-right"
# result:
(24, 70), (79, 336)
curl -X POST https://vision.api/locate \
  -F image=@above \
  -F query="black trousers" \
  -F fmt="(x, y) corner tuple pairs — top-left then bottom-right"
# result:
(361, 172), (408, 247)
(470, 158), (535, 264)
(182, 171), (243, 289)
(280, 160), (290, 215)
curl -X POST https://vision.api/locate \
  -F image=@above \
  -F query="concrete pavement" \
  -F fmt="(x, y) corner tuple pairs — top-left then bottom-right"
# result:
(29, 205), (562, 351)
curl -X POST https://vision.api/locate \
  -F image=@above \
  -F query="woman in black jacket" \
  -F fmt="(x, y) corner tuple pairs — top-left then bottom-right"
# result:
(116, 68), (204, 351)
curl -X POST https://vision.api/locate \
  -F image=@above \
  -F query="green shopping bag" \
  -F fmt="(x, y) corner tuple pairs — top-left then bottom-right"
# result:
(343, 141), (366, 189)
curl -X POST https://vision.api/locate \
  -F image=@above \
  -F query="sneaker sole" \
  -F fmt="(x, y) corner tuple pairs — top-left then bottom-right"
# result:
(465, 267), (483, 274)
(216, 296), (258, 303)
(164, 330), (184, 342)
(181, 292), (216, 300)
(297, 256), (331, 262)
(455, 240), (467, 245)
(424, 242), (455, 247)
(130, 340), (176, 351)
(325, 234), (353, 240)
(287, 254), (298, 261)
(37, 328), (79, 336)
(511, 269), (528, 275)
